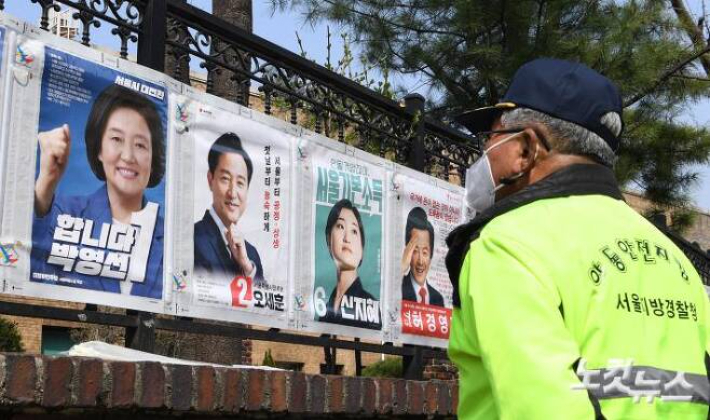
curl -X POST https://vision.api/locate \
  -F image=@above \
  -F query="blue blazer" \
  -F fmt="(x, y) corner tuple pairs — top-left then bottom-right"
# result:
(193, 210), (265, 285)
(31, 185), (164, 299)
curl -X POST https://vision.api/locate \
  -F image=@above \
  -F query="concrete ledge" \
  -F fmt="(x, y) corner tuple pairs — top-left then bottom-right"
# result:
(0, 354), (457, 418)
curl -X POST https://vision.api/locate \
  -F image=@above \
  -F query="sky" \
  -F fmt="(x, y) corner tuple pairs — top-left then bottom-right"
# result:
(6, 0), (710, 211)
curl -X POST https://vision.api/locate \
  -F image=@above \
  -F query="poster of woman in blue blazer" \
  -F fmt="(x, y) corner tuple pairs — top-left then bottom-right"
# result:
(29, 47), (167, 299)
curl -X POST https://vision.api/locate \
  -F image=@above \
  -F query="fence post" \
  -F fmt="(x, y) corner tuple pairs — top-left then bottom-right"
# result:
(405, 93), (426, 172)
(137, 0), (167, 72)
(126, 310), (156, 352)
(129, 0), (166, 354)
(403, 345), (424, 380)
(354, 337), (362, 376)
(403, 94), (427, 380)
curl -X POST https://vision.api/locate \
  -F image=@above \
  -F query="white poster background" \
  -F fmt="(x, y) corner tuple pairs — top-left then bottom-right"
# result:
(174, 92), (294, 329)
(0, 14), (23, 265)
(0, 22), (178, 314)
(386, 166), (464, 347)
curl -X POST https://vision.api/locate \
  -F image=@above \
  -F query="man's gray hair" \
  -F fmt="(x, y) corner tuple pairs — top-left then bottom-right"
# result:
(500, 108), (621, 167)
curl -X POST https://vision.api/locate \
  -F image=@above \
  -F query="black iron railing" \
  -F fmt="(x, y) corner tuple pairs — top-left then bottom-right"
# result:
(663, 229), (710, 285)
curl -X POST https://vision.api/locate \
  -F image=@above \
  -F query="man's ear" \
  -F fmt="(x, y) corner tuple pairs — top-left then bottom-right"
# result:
(507, 132), (535, 174)
(524, 123), (552, 152)
(519, 124), (551, 167)
(207, 170), (214, 192)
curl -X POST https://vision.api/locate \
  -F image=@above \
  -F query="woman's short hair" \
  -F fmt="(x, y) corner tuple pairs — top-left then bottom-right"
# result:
(325, 199), (366, 265)
(85, 84), (165, 187)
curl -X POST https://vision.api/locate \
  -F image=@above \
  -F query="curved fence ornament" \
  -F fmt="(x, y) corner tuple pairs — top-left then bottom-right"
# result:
(29, 0), (143, 58)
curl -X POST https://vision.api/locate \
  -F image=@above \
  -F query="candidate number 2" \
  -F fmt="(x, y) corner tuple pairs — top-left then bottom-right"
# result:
(231, 275), (253, 308)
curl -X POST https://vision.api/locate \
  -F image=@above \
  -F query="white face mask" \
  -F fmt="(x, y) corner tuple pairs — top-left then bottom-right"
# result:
(465, 132), (523, 216)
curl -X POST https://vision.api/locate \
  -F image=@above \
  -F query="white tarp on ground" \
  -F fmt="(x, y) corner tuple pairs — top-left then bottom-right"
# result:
(63, 340), (282, 370)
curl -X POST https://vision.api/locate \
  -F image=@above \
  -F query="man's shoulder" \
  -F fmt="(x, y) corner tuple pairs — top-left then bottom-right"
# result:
(482, 194), (634, 236)
(428, 282), (444, 298)
(193, 212), (214, 236)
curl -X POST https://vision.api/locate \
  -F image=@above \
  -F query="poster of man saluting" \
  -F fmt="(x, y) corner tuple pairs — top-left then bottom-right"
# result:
(389, 169), (464, 346)
(178, 96), (292, 328)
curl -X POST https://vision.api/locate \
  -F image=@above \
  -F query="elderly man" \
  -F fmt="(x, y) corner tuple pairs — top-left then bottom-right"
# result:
(446, 58), (710, 419)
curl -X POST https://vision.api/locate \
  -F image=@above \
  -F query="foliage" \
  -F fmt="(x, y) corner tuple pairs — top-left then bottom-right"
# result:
(262, 349), (277, 367)
(273, 0), (710, 208)
(295, 26), (397, 100)
(362, 357), (403, 378)
(0, 317), (24, 352)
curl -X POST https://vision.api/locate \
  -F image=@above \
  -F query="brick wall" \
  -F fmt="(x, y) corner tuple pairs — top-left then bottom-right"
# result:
(251, 334), (384, 375)
(0, 353), (457, 418)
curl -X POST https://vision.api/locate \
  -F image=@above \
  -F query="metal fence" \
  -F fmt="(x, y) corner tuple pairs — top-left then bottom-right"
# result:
(5, 0), (710, 379)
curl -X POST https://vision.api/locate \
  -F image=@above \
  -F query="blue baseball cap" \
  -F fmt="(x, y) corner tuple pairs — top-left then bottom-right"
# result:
(454, 58), (623, 151)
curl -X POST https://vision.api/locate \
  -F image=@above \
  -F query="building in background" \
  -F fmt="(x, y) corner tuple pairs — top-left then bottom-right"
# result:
(47, 8), (78, 40)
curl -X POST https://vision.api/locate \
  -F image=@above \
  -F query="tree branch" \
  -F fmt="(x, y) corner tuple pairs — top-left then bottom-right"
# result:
(318, 0), (467, 38)
(672, 74), (710, 82)
(623, 43), (710, 107)
(670, 0), (710, 75)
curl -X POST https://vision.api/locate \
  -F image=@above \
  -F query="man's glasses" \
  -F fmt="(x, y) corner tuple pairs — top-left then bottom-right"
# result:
(475, 127), (551, 151)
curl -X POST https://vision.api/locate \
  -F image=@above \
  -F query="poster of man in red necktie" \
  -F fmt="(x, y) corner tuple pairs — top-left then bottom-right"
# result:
(394, 172), (463, 343)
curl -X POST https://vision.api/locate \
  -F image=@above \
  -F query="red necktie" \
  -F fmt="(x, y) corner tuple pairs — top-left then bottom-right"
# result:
(419, 287), (427, 304)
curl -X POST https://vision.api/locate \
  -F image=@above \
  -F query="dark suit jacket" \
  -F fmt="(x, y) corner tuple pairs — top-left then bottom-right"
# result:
(319, 277), (381, 330)
(194, 210), (265, 285)
(401, 273), (444, 307)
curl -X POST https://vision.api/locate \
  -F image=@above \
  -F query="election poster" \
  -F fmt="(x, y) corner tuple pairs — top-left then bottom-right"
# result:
(2, 31), (172, 312)
(0, 24), (7, 229)
(297, 138), (387, 338)
(388, 168), (464, 347)
(173, 95), (293, 329)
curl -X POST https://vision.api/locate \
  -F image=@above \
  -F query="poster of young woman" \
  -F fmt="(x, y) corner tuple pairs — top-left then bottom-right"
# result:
(297, 137), (388, 339)
(173, 93), (293, 329)
(2, 26), (174, 312)
(387, 167), (464, 347)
